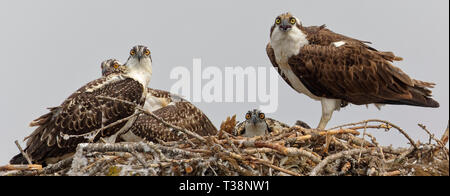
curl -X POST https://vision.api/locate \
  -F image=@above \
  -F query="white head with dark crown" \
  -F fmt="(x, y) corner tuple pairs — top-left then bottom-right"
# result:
(124, 45), (153, 87)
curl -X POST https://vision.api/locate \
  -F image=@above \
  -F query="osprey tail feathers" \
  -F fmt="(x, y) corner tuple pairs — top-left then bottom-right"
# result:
(380, 81), (440, 108)
(407, 79), (440, 108)
(405, 83), (440, 108)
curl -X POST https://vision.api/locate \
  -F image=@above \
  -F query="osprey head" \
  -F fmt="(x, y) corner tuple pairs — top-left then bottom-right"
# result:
(127, 45), (152, 63)
(269, 12), (308, 59)
(272, 12), (301, 33)
(101, 59), (125, 76)
(245, 109), (266, 126)
(124, 45), (153, 87)
(241, 109), (269, 137)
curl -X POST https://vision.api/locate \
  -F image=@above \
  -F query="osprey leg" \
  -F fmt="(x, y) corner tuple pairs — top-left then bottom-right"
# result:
(317, 99), (339, 130)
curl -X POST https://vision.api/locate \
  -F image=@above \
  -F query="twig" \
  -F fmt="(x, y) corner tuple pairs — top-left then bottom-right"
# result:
(0, 164), (42, 171)
(96, 95), (207, 144)
(208, 163), (218, 176)
(310, 148), (373, 176)
(358, 122), (368, 163)
(440, 122), (449, 146)
(418, 124), (449, 160)
(390, 147), (415, 164)
(418, 124), (444, 147)
(330, 119), (418, 149)
(83, 156), (119, 176)
(257, 161), (301, 176)
(45, 158), (73, 174)
(130, 151), (148, 168)
(59, 111), (141, 142)
(14, 140), (33, 165)
(223, 132), (240, 153)
(289, 128), (360, 143)
(240, 140), (321, 163)
(382, 170), (401, 176)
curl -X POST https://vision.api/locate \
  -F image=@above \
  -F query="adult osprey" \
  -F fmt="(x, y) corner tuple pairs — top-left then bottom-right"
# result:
(100, 59), (218, 142)
(266, 12), (440, 129)
(10, 45), (153, 164)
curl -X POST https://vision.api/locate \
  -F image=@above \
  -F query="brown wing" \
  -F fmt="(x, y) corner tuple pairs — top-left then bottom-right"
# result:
(303, 25), (403, 62)
(12, 76), (145, 164)
(147, 88), (172, 99)
(233, 121), (246, 136)
(288, 43), (439, 107)
(303, 25), (371, 46)
(265, 118), (290, 133)
(128, 101), (217, 142)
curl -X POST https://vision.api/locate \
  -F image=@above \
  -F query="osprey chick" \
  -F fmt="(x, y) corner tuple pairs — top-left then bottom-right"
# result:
(100, 59), (218, 142)
(10, 45), (152, 164)
(234, 109), (270, 137)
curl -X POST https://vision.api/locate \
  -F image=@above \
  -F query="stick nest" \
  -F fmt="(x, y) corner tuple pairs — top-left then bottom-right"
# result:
(2, 118), (448, 176)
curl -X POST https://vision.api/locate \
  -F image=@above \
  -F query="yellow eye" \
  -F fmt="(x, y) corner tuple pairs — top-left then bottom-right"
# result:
(259, 113), (265, 119)
(290, 18), (296, 24)
(275, 18), (281, 24)
(130, 50), (135, 56)
(245, 113), (251, 120)
(144, 49), (150, 56)
(113, 63), (119, 69)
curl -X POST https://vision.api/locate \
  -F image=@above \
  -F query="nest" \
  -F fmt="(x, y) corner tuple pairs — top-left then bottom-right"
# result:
(1, 118), (448, 176)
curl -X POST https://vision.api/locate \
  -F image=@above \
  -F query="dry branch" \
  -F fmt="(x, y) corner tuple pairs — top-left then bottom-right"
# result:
(97, 95), (207, 144)
(14, 140), (32, 165)
(2, 117), (448, 176)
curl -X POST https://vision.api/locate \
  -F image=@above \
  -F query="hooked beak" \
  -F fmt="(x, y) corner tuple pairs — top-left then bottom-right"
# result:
(279, 20), (292, 32)
(251, 116), (258, 125)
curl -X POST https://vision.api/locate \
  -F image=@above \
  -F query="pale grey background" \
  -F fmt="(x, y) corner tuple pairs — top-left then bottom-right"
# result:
(0, 0), (448, 164)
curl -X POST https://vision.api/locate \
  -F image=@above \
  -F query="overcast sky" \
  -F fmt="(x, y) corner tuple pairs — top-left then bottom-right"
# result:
(0, 0), (448, 164)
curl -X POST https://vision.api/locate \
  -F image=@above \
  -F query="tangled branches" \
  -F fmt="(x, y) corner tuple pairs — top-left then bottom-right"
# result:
(2, 118), (448, 176)
(1, 97), (448, 176)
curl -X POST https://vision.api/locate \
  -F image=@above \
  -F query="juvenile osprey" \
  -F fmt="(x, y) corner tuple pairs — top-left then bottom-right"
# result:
(266, 12), (440, 129)
(101, 59), (172, 112)
(234, 109), (270, 137)
(294, 120), (311, 129)
(100, 59), (126, 76)
(234, 109), (311, 137)
(100, 59), (218, 142)
(10, 45), (153, 164)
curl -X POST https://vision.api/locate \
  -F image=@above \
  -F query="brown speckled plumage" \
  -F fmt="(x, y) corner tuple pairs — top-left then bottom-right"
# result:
(11, 75), (145, 164)
(101, 59), (218, 142)
(128, 101), (217, 142)
(11, 46), (152, 165)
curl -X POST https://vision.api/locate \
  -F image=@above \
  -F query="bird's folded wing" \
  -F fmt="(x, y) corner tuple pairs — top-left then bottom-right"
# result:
(288, 43), (415, 105)
(128, 101), (217, 142)
(26, 76), (144, 155)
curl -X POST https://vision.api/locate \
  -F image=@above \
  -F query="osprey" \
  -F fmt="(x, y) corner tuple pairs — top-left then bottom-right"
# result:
(101, 59), (171, 112)
(266, 12), (440, 130)
(10, 45), (153, 164)
(235, 109), (271, 137)
(234, 109), (311, 137)
(100, 59), (218, 142)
